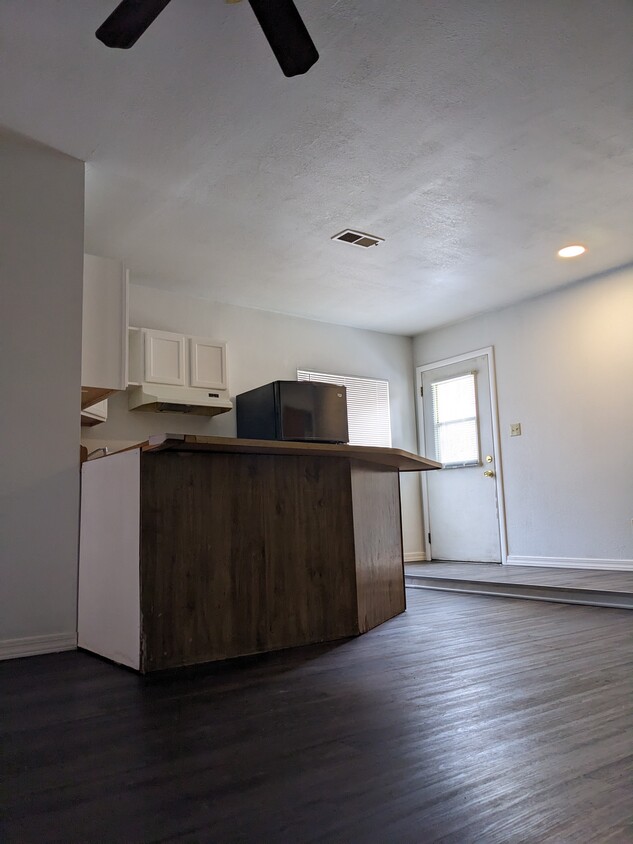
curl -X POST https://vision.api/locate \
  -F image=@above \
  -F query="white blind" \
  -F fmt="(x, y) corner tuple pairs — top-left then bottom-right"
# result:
(431, 372), (480, 467)
(297, 370), (392, 447)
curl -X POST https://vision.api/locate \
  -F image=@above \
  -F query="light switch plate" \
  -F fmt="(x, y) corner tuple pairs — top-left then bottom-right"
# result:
(510, 423), (522, 437)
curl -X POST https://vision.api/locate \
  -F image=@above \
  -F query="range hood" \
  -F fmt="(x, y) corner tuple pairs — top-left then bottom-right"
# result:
(128, 384), (233, 417)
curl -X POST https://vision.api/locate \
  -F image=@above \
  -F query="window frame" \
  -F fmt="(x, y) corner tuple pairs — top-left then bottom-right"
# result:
(430, 371), (481, 469)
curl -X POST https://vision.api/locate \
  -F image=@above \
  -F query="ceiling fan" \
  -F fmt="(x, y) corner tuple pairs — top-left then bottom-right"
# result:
(95, 0), (319, 77)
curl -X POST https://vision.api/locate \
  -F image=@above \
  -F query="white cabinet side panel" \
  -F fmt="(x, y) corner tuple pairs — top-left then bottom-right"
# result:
(128, 327), (143, 384)
(78, 449), (141, 669)
(82, 254), (127, 390)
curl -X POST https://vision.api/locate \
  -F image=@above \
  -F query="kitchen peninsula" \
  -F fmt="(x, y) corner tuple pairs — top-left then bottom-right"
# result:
(78, 434), (440, 672)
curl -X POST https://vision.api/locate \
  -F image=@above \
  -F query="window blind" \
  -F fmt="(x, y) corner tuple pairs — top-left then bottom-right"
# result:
(297, 370), (392, 447)
(431, 372), (480, 467)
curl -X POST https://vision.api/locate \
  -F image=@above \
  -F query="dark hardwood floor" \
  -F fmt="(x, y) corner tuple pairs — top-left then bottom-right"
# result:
(2, 590), (632, 843)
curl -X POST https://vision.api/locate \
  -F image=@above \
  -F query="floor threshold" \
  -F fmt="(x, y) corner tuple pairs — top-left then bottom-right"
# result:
(405, 576), (633, 609)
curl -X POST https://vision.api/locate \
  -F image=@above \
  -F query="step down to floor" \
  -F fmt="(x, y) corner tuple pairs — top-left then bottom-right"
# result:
(404, 575), (633, 610)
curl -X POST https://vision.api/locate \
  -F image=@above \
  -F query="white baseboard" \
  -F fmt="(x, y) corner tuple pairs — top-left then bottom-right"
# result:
(0, 632), (77, 661)
(404, 551), (426, 563)
(506, 555), (633, 572)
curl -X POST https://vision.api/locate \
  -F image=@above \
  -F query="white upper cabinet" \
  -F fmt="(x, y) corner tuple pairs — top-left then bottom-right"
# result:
(82, 254), (128, 396)
(144, 329), (187, 386)
(129, 327), (229, 393)
(189, 337), (227, 390)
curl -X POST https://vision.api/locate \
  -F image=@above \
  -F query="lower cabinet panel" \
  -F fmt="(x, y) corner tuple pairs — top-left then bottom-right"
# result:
(79, 450), (141, 670)
(350, 460), (406, 633)
(140, 451), (361, 671)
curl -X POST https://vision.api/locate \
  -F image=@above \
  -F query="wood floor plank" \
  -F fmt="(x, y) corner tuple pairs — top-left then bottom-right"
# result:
(1, 590), (632, 843)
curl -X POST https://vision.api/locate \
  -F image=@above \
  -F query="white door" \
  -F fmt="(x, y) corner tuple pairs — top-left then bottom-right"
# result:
(417, 350), (505, 562)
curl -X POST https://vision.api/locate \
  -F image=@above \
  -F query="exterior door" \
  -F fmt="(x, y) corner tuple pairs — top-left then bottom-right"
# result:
(417, 350), (505, 562)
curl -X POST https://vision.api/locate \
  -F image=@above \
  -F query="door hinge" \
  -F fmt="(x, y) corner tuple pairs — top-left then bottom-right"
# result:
(420, 385), (424, 397)
(427, 532), (431, 544)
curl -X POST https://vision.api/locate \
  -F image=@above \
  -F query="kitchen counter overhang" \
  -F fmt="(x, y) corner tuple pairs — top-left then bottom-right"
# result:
(144, 432), (441, 470)
(78, 435), (440, 672)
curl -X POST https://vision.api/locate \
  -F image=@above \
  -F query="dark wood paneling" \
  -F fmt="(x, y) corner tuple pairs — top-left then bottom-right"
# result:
(140, 451), (358, 670)
(3, 592), (632, 842)
(350, 461), (405, 633)
(140, 452), (269, 670)
(262, 455), (359, 650)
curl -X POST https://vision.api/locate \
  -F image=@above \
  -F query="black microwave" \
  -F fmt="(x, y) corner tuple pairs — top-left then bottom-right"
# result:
(236, 381), (349, 444)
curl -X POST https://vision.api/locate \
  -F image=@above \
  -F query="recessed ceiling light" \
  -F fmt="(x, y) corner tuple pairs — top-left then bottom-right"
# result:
(557, 244), (586, 258)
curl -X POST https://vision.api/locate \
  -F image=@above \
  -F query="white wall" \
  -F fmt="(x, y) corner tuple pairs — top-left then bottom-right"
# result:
(83, 283), (424, 557)
(413, 269), (633, 568)
(0, 131), (84, 654)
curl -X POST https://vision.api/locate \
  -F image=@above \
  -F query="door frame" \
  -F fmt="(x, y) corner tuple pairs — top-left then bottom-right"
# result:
(415, 346), (508, 564)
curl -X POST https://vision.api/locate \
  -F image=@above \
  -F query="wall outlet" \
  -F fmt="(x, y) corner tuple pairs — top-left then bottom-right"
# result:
(510, 423), (522, 437)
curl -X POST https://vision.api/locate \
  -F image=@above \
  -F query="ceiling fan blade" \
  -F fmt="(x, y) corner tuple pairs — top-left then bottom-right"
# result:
(247, 0), (319, 77)
(96, 0), (173, 49)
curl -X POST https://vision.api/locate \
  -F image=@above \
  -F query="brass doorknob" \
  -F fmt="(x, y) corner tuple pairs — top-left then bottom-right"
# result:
(483, 470), (495, 478)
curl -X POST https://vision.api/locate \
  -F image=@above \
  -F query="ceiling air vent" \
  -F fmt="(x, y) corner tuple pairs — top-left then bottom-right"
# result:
(331, 229), (384, 248)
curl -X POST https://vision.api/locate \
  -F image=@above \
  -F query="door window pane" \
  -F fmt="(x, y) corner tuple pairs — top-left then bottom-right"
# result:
(431, 373), (480, 467)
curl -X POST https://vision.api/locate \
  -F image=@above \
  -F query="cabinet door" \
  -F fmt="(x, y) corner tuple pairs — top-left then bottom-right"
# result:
(189, 338), (227, 390)
(144, 330), (186, 386)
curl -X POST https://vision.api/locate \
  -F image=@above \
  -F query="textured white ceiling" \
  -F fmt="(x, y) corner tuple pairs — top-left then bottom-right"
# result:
(1, 0), (632, 334)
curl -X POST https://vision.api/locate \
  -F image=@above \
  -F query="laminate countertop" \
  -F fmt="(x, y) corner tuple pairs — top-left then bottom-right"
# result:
(141, 433), (441, 473)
